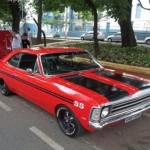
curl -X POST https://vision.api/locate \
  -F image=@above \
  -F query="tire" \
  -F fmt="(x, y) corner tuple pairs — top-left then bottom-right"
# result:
(81, 37), (84, 40)
(1, 82), (11, 96)
(56, 105), (84, 137)
(108, 38), (112, 42)
(146, 39), (150, 45)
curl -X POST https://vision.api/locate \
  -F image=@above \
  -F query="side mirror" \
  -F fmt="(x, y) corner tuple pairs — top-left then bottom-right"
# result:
(26, 68), (33, 74)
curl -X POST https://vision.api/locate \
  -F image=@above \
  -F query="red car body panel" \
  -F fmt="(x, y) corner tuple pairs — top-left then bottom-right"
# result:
(0, 47), (150, 133)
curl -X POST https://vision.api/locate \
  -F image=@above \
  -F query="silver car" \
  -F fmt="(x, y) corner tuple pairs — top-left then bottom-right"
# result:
(144, 37), (150, 45)
(81, 31), (105, 41)
(106, 32), (121, 42)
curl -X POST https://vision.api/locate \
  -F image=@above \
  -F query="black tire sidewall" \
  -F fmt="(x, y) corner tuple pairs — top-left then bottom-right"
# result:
(56, 105), (83, 137)
(1, 83), (11, 96)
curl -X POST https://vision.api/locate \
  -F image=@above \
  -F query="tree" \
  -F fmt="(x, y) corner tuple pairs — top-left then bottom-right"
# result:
(43, 11), (65, 32)
(8, 1), (21, 31)
(31, 0), (43, 43)
(0, 0), (27, 31)
(103, 0), (137, 47)
(138, 0), (150, 10)
(119, 0), (137, 47)
(0, 1), (11, 27)
(42, 0), (104, 57)
(84, 0), (100, 57)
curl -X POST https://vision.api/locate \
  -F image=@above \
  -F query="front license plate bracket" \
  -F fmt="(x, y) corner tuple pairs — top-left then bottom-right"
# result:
(125, 113), (141, 123)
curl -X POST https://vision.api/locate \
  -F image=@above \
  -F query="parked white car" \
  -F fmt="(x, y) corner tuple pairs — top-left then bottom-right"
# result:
(81, 31), (105, 41)
(144, 37), (150, 45)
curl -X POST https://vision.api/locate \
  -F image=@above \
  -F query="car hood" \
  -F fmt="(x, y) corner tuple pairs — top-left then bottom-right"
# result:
(54, 69), (150, 104)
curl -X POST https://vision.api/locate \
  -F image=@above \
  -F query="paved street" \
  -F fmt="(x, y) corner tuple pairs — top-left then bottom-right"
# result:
(0, 85), (150, 150)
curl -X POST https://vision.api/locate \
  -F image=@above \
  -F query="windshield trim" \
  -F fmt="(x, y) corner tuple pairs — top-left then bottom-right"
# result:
(40, 50), (102, 77)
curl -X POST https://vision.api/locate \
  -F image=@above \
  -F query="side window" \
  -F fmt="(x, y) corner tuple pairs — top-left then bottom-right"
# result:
(8, 53), (21, 67)
(19, 54), (37, 71)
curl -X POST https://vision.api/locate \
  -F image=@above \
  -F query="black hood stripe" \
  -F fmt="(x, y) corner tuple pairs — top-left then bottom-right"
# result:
(63, 75), (129, 101)
(94, 70), (150, 90)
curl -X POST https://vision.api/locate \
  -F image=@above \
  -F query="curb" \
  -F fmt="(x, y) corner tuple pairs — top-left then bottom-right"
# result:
(101, 61), (150, 77)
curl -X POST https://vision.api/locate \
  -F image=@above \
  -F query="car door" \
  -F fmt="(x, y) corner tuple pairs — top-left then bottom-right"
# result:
(114, 33), (121, 42)
(8, 53), (37, 98)
(85, 32), (93, 40)
(9, 53), (52, 110)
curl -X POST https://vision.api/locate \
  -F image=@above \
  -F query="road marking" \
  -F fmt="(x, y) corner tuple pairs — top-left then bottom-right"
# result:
(0, 101), (12, 112)
(29, 126), (64, 150)
(143, 112), (150, 118)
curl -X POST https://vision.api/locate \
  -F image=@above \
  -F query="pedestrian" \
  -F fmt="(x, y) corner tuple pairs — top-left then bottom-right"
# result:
(26, 27), (32, 46)
(10, 30), (21, 50)
(22, 33), (30, 48)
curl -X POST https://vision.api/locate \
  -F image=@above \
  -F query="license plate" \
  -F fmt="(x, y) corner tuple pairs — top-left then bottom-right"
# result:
(125, 113), (141, 123)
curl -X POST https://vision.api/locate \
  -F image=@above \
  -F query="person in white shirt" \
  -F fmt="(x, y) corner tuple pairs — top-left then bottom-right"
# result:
(10, 30), (21, 50)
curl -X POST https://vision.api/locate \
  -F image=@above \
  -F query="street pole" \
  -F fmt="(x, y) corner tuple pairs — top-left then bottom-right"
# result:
(64, 7), (68, 39)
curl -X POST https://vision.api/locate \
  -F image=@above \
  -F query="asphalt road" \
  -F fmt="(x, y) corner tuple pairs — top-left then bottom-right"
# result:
(0, 85), (150, 150)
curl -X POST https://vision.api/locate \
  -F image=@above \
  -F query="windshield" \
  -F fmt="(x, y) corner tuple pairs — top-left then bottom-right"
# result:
(41, 51), (101, 75)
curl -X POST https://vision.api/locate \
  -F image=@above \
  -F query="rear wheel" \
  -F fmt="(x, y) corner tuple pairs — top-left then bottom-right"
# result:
(1, 82), (11, 96)
(56, 105), (84, 137)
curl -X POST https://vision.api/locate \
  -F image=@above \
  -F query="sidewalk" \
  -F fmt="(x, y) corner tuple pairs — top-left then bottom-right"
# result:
(101, 61), (150, 79)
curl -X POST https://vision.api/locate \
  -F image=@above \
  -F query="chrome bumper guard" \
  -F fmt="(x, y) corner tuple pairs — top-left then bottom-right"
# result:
(89, 102), (150, 129)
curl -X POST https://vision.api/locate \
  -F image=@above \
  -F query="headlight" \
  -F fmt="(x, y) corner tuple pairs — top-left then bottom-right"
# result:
(90, 108), (101, 121)
(101, 107), (110, 118)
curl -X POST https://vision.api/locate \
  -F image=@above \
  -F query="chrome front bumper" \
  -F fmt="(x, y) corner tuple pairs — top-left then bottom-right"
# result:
(89, 102), (150, 129)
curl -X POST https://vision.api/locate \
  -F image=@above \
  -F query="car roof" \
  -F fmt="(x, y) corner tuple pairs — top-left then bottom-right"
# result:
(12, 47), (85, 55)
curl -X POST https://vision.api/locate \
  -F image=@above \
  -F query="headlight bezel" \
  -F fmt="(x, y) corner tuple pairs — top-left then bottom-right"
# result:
(90, 105), (111, 122)
(90, 108), (101, 122)
(100, 106), (111, 119)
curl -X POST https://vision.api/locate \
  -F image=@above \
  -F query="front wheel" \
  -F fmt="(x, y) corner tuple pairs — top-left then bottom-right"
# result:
(56, 105), (84, 137)
(146, 39), (150, 45)
(108, 38), (112, 42)
(1, 82), (11, 96)
(81, 37), (84, 40)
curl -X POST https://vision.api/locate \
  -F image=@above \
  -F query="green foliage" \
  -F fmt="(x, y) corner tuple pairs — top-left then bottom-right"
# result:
(65, 43), (150, 68)
(43, 11), (65, 30)
(101, 0), (130, 21)
(0, 1), (11, 24)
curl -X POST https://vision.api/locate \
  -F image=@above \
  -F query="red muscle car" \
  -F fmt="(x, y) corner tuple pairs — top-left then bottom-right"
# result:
(0, 47), (150, 137)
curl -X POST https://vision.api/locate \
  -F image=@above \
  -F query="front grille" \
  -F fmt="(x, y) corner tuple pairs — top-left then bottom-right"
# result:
(110, 95), (150, 115)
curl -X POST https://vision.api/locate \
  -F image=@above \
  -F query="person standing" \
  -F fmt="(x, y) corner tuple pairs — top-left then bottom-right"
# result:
(10, 30), (21, 50)
(22, 33), (30, 48)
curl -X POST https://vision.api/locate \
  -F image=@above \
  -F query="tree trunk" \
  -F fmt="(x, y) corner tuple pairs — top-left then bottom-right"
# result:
(37, 0), (42, 43)
(118, 0), (137, 47)
(85, 0), (100, 58)
(93, 7), (100, 58)
(33, 18), (46, 47)
(8, 1), (21, 31)
(119, 19), (137, 47)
